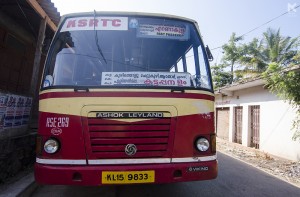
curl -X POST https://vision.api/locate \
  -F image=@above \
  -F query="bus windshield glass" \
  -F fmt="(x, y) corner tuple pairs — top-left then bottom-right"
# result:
(43, 15), (212, 90)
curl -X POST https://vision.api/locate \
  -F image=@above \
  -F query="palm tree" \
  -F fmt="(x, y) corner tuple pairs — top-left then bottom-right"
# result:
(263, 28), (298, 65)
(238, 38), (268, 77)
(239, 28), (299, 77)
(222, 33), (243, 83)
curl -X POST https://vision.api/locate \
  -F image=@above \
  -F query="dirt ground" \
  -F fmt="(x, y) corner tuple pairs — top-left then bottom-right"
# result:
(217, 138), (300, 188)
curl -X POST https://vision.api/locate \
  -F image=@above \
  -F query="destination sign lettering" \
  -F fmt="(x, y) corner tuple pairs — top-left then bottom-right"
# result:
(61, 17), (128, 32)
(137, 23), (189, 40)
(96, 112), (164, 118)
(101, 72), (190, 87)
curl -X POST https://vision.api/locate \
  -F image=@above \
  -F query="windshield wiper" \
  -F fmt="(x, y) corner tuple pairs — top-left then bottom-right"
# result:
(94, 10), (107, 64)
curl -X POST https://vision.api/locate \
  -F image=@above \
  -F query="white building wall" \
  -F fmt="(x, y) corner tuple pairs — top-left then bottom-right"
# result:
(215, 85), (300, 161)
(260, 101), (299, 160)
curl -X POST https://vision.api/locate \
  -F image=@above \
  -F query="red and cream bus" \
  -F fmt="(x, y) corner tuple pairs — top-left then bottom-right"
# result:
(35, 12), (217, 185)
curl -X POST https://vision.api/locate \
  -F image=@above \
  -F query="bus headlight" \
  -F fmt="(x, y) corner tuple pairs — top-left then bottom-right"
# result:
(44, 138), (60, 154)
(195, 137), (210, 152)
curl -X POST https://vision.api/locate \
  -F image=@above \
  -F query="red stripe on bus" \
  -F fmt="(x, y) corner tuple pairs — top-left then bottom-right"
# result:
(39, 91), (214, 101)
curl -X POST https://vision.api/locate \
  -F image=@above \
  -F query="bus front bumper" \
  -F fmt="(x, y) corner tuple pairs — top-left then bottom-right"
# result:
(34, 160), (218, 185)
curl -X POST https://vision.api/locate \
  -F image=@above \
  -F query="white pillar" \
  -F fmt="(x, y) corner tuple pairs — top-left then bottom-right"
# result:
(242, 105), (250, 146)
(228, 106), (234, 142)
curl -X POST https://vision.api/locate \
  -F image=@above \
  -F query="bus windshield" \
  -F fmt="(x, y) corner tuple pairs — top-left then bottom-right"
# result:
(43, 15), (212, 90)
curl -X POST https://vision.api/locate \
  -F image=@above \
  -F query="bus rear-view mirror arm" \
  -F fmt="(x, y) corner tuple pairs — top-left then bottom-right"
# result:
(205, 45), (214, 62)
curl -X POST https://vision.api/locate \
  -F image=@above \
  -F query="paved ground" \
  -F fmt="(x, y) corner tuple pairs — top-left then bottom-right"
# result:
(31, 153), (300, 197)
(217, 138), (300, 188)
(0, 172), (34, 197)
(0, 138), (299, 196)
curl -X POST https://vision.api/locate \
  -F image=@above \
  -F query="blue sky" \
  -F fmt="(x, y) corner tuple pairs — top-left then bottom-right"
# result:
(51, 0), (300, 64)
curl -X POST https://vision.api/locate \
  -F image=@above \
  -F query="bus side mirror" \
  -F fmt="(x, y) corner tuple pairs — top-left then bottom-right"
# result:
(205, 45), (214, 62)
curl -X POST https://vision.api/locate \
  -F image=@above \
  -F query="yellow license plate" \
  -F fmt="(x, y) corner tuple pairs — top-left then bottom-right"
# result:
(102, 170), (155, 184)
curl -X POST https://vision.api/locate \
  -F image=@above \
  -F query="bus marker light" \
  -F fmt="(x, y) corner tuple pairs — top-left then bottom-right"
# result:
(210, 134), (216, 153)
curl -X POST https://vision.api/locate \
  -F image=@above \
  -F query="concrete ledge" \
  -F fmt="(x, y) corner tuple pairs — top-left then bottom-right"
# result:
(0, 173), (38, 197)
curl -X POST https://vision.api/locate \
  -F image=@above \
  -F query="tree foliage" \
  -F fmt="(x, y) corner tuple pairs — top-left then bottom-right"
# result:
(211, 64), (232, 89)
(214, 28), (299, 83)
(260, 29), (300, 141)
(221, 33), (243, 83)
(212, 28), (300, 140)
(262, 28), (299, 65)
(263, 63), (300, 141)
(239, 38), (268, 75)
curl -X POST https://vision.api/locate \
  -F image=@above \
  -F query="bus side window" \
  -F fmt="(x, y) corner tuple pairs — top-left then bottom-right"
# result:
(177, 59), (184, 72)
(185, 47), (196, 76)
(197, 45), (211, 89)
(53, 52), (75, 85)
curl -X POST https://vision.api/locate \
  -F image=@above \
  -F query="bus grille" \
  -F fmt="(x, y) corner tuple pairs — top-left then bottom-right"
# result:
(87, 118), (171, 159)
